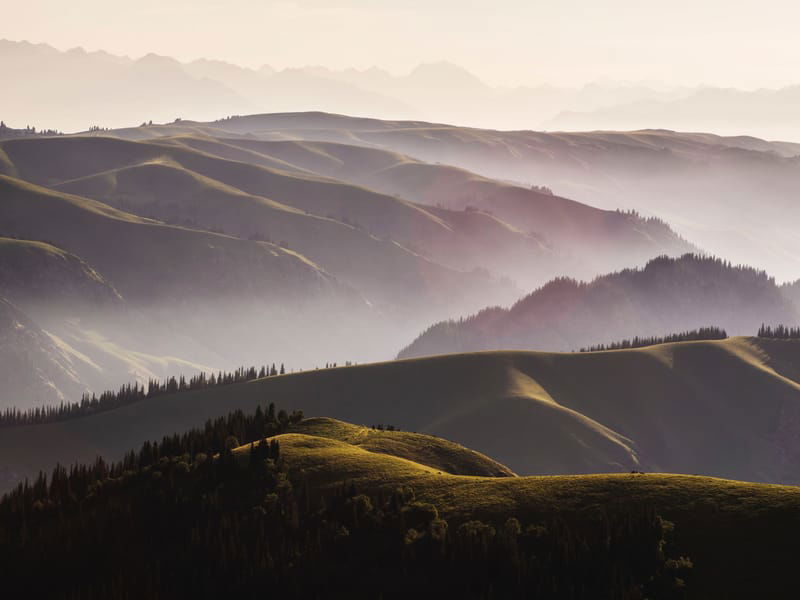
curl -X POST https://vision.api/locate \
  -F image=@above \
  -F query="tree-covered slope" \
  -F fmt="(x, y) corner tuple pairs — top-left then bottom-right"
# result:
(4, 400), (800, 599)
(399, 254), (799, 358)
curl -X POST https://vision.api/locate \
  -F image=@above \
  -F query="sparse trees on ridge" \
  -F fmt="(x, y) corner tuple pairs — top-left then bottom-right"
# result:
(1, 359), (358, 428)
(579, 326), (728, 352)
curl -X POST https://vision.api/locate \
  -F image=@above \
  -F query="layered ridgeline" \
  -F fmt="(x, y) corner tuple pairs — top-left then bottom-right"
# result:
(0, 132), (692, 290)
(148, 111), (800, 282)
(3, 335), (800, 495)
(399, 254), (799, 359)
(4, 398), (800, 598)
(0, 124), (694, 405)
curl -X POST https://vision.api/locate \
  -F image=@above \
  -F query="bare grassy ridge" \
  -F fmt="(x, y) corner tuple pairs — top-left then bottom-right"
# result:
(0, 175), (347, 304)
(285, 417), (515, 477)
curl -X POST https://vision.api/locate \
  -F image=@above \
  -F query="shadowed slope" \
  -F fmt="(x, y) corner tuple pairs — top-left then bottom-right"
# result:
(3, 135), (518, 312)
(143, 135), (693, 284)
(2, 337), (799, 492)
(53, 160), (517, 312)
(0, 174), (347, 305)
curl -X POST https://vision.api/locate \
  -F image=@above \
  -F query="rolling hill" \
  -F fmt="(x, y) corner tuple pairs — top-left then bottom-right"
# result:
(0, 237), (122, 316)
(3, 335), (800, 494)
(178, 111), (800, 281)
(50, 156), (521, 310)
(142, 135), (692, 285)
(0, 174), (347, 305)
(12, 125), (692, 288)
(283, 416), (515, 477)
(5, 387), (800, 598)
(399, 254), (800, 358)
(1, 135), (519, 314)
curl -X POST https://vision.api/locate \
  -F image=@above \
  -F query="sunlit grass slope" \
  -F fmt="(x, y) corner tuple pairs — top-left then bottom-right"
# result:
(2, 337), (799, 492)
(285, 417), (515, 477)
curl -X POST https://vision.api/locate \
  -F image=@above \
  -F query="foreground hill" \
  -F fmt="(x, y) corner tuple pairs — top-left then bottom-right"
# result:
(3, 335), (800, 491)
(400, 254), (799, 358)
(4, 400), (800, 598)
(263, 431), (800, 598)
(242, 420), (800, 598)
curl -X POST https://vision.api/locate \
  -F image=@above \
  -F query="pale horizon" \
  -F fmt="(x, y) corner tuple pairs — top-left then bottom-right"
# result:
(5, 0), (800, 90)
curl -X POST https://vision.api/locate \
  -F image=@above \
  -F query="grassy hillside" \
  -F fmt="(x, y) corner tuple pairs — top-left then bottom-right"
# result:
(31, 129), (694, 287)
(52, 159), (517, 311)
(399, 254), (799, 358)
(3, 336), (800, 492)
(286, 417), (515, 477)
(201, 137), (690, 258)
(0, 135), (458, 245)
(3, 135), (519, 312)
(0, 174), (348, 305)
(144, 134), (692, 285)
(193, 112), (800, 282)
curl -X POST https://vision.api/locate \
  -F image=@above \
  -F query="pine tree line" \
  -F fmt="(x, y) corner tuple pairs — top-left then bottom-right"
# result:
(0, 363), (288, 428)
(757, 323), (800, 339)
(579, 326), (728, 352)
(0, 401), (691, 599)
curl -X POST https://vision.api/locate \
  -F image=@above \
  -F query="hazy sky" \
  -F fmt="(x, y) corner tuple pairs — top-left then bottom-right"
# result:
(4, 0), (800, 88)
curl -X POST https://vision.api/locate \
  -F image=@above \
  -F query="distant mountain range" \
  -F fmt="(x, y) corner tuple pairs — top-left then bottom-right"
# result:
(547, 85), (800, 140)
(10, 38), (800, 139)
